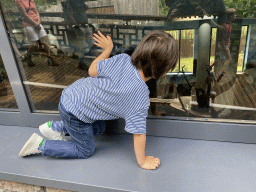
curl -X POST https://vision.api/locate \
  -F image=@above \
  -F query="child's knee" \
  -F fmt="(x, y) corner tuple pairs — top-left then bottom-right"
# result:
(76, 140), (95, 158)
(79, 146), (95, 159)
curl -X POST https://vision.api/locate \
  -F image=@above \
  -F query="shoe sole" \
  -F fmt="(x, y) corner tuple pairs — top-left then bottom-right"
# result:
(19, 133), (39, 157)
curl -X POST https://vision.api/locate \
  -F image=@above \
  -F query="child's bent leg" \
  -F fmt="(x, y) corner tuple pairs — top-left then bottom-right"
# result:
(40, 139), (94, 159)
(40, 103), (96, 158)
(39, 122), (95, 158)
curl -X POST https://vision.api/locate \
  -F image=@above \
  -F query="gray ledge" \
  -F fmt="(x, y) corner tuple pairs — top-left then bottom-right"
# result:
(1, 125), (256, 192)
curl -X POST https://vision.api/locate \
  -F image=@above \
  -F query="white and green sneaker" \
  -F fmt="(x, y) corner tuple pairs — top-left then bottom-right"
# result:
(39, 121), (66, 141)
(19, 133), (44, 157)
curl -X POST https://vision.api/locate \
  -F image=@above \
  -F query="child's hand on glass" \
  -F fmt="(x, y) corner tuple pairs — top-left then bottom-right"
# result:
(93, 31), (113, 52)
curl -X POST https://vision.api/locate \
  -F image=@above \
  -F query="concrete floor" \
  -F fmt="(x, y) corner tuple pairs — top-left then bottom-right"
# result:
(1, 125), (256, 192)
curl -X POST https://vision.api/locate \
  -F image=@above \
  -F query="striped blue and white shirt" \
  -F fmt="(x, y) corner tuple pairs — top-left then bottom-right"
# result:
(60, 53), (150, 134)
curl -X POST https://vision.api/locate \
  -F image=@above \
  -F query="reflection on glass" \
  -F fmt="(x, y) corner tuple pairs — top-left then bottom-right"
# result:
(166, 30), (179, 72)
(166, 0), (227, 21)
(210, 27), (217, 65)
(247, 24), (256, 67)
(1, 0), (256, 123)
(0, 55), (19, 110)
(237, 26), (247, 71)
(180, 29), (194, 73)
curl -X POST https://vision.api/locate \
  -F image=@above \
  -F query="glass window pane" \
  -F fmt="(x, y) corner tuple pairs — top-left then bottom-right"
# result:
(166, 30), (180, 72)
(237, 26), (248, 72)
(210, 27), (217, 66)
(1, 0), (163, 112)
(0, 0), (256, 124)
(180, 29), (194, 72)
(0, 55), (19, 110)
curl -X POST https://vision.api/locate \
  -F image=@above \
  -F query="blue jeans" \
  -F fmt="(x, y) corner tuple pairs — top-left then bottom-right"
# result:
(40, 103), (105, 158)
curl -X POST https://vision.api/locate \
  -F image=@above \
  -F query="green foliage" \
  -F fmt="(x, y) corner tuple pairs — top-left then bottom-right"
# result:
(224, 0), (256, 18)
(159, 0), (256, 18)
(34, 0), (55, 6)
(158, 0), (169, 16)
(0, 0), (16, 11)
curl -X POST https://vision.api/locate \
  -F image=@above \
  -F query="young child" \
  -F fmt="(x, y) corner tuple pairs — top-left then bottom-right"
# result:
(19, 30), (179, 170)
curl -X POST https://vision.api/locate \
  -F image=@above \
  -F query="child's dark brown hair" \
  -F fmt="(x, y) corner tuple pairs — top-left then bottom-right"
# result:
(131, 30), (179, 80)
